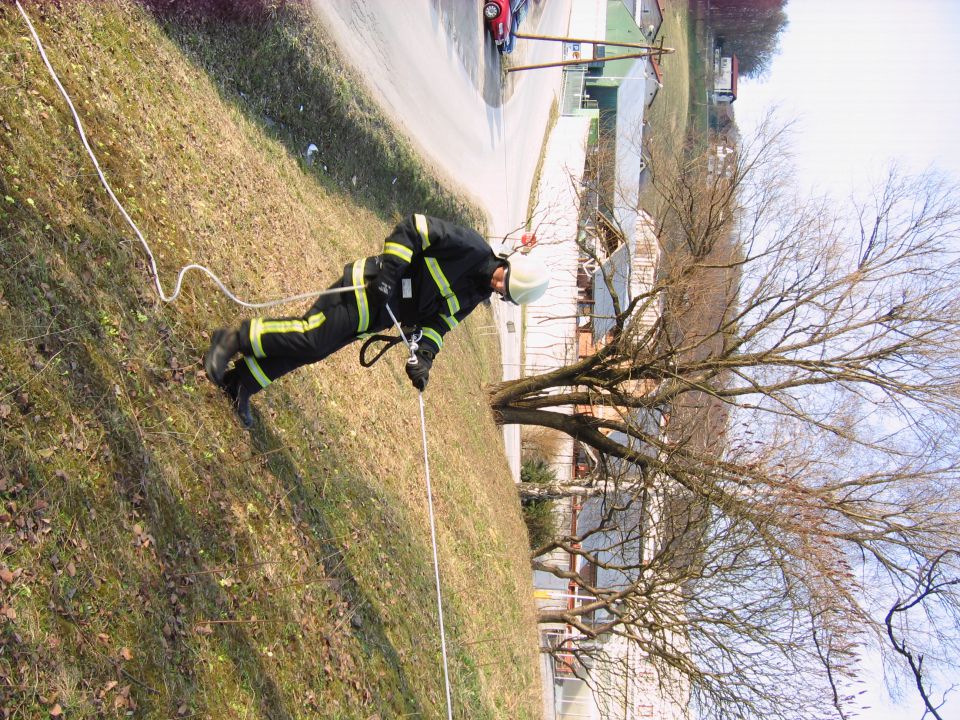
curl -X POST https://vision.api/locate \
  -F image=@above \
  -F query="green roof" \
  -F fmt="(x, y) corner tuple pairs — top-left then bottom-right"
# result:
(592, 0), (646, 85)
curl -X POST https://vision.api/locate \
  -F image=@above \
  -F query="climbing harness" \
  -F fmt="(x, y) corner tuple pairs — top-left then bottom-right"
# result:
(14, 0), (360, 310)
(386, 303), (454, 720)
(359, 333), (404, 367)
(358, 326), (422, 367)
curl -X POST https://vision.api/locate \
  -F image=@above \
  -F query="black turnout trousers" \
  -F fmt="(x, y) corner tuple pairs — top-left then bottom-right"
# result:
(227, 259), (387, 395)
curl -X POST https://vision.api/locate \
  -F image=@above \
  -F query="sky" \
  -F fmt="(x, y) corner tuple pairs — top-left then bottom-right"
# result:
(734, 0), (960, 201)
(734, 2), (960, 718)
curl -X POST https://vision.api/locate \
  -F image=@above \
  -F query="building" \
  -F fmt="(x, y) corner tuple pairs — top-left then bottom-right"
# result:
(616, 0), (666, 39)
(712, 50), (739, 103)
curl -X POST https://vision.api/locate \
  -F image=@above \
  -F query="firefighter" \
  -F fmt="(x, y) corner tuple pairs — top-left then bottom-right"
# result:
(203, 213), (549, 427)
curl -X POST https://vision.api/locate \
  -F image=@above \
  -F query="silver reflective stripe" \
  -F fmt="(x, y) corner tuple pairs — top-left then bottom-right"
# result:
(414, 214), (431, 249)
(249, 314), (326, 358)
(384, 241), (413, 262)
(421, 326), (443, 349)
(244, 355), (272, 388)
(352, 260), (370, 333)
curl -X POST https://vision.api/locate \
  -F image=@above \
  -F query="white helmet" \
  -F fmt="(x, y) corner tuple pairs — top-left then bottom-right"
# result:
(504, 252), (549, 305)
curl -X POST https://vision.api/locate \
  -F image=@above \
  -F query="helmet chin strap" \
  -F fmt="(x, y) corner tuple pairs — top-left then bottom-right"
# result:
(502, 265), (520, 305)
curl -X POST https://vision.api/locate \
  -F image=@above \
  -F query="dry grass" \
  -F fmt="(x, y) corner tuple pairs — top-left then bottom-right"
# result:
(0, 1), (540, 717)
(643, 1), (692, 157)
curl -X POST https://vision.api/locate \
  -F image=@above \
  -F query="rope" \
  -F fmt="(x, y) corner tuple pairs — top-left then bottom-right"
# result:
(15, 0), (359, 310)
(386, 304), (454, 720)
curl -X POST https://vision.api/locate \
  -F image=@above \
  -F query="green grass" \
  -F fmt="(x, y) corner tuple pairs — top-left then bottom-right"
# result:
(0, 2), (541, 718)
(525, 97), (559, 229)
(685, 0), (711, 143)
(640, 0), (713, 211)
(642, 1), (692, 158)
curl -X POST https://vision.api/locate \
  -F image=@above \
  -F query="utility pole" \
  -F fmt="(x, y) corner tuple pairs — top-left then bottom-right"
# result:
(506, 33), (672, 74)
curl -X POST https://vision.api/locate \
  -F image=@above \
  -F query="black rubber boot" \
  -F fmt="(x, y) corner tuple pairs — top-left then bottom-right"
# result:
(223, 371), (254, 429)
(204, 328), (241, 388)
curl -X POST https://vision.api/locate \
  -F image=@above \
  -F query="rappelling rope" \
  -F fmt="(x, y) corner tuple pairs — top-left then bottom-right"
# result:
(15, 0), (360, 309)
(385, 303), (454, 720)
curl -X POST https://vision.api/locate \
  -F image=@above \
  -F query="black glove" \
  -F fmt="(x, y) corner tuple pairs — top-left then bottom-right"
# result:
(405, 348), (434, 391)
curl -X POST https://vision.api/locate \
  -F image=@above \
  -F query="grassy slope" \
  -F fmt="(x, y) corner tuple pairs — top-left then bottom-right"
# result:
(0, 2), (541, 718)
(638, 0), (692, 214)
(644, 1), (691, 152)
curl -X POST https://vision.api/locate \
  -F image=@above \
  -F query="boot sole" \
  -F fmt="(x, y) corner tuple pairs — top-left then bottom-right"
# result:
(204, 329), (228, 387)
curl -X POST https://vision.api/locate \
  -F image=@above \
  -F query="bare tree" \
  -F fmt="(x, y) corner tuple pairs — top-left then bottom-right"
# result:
(709, 0), (789, 79)
(885, 551), (960, 720)
(498, 122), (960, 719)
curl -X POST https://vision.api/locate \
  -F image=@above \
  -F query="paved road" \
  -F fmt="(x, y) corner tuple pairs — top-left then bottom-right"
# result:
(311, 0), (570, 230)
(311, 0), (572, 477)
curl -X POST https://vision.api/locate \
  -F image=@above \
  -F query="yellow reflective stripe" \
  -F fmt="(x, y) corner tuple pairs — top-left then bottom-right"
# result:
(384, 242), (413, 263)
(421, 327), (443, 349)
(244, 355), (272, 388)
(250, 318), (266, 358)
(441, 314), (459, 331)
(414, 215), (459, 316)
(414, 214), (431, 249)
(250, 314), (326, 357)
(424, 257), (460, 317)
(352, 260), (369, 333)
(304, 312), (326, 331)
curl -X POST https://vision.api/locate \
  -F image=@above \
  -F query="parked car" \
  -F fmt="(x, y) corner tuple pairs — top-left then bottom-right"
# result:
(482, 0), (528, 53)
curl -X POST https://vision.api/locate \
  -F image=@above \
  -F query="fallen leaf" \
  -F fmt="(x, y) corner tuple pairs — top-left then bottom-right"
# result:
(2, 606), (16, 620)
(49, 704), (62, 717)
(119, 646), (133, 661)
(0, 567), (13, 584)
(65, 562), (76, 578)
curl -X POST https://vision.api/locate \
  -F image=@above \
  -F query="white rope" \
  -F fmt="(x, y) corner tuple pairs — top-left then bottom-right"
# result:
(386, 304), (454, 720)
(16, 0), (358, 310)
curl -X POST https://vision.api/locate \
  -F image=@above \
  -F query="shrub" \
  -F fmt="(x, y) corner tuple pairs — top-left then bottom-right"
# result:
(521, 460), (557, 550)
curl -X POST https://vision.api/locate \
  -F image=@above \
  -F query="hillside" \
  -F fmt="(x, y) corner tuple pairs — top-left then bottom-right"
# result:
(0, 2), (542, 718)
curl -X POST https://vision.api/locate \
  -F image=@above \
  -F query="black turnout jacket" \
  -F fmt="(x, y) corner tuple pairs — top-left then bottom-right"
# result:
(371, 214), (500, 356)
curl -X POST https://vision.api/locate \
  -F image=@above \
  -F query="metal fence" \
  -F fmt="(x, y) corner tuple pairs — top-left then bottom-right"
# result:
(560, 67), (588, 115)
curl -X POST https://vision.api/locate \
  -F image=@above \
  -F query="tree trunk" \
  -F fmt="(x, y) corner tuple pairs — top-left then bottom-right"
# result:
(494, 405), (651, 469)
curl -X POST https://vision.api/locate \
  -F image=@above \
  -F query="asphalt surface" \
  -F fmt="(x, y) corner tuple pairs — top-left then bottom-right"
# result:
(311, 0), (573, 477)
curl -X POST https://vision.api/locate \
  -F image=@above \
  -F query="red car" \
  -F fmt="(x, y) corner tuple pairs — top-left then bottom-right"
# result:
(483, 0), (527, 53)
